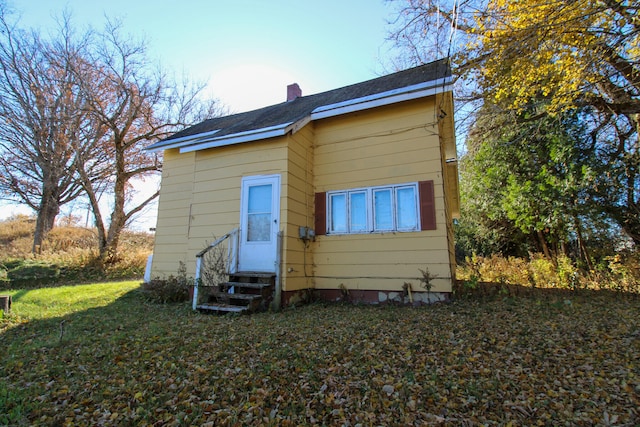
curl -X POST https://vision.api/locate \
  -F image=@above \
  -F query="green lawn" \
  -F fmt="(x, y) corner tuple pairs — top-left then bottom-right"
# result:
(1, 283), (639, 426)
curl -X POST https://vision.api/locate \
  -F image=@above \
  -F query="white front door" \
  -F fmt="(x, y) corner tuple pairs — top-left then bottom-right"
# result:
(238, 174), (280, 272)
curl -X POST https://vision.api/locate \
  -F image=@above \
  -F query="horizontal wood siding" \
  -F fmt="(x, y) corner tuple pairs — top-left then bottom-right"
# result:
(312, 98), (453, 293)
(185, 140), (288, 272)
(282, 125), (315, 292)
(437, 93), (459, 283)
(151, 149), (195, 278)
(152, 140), (288, 278)
(152, 95), (457, 294)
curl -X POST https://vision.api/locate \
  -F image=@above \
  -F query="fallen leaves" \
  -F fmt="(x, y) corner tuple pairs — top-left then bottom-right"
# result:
(1, 289), (639, 425)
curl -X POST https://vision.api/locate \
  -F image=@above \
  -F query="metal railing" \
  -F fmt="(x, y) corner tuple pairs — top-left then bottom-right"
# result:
(193, 228), (239, 310)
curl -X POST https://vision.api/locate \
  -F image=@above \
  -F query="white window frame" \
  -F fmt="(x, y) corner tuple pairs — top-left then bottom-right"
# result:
(326, 182), (420, 234)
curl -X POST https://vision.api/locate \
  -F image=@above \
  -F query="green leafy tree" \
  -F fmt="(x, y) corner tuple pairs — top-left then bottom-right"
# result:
(389, 0), (639, 246)
(460, 102), (604, 264)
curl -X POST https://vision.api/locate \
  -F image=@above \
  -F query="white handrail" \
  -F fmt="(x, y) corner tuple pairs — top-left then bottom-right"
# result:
(193, 228), (239, 310)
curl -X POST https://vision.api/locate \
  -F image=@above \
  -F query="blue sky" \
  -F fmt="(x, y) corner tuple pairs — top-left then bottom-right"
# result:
(16, 0), (398, 112)
(4, 0), (402, 227)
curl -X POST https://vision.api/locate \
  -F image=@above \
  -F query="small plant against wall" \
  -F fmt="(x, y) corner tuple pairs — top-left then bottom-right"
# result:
(418, 267), (438, 293)
(141, 261), (192, 303)
(200, 238), (229, 290)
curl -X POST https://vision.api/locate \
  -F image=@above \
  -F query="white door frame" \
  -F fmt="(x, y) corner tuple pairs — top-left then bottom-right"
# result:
(238, 174), (281, 272)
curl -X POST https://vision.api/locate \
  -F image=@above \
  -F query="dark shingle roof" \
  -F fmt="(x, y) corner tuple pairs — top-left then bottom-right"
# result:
(153, 58), (451, 147)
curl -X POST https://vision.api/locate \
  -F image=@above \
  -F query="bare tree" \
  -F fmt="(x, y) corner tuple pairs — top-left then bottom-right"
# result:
(0, 8), (92, 252)
(0, 6), (221, 259)
(76, 20), (220, 262)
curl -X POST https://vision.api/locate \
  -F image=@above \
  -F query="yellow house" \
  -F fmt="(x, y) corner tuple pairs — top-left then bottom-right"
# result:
(146, 58), (459, 312)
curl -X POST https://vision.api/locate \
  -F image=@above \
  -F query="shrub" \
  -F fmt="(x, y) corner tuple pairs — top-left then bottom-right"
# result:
(602, 252), (640, 293)
(457, 252), (640, 295)
(460, 254), (530, 285)
(527, 254), (555, 287)
(140, 262), (192, 304)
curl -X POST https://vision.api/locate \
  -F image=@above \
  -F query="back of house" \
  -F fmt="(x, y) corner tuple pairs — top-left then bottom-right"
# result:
(146, 58), (459, 310)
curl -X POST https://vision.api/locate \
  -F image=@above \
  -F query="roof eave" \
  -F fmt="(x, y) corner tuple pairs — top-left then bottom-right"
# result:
(178, 121), (295, 154)
(146, 128), (221, 153)
(311, 76), (453, 120)
(147, 74), (454, 154)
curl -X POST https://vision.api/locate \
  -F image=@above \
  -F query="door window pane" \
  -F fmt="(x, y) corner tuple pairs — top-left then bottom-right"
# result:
(396, 186), (417, 230)
(349, 191), (367, 232)
(248, 185), (272, 213)
(247, 184), (272, 241)
(330, 193), (347, 233)
(374, 189), (393, 230)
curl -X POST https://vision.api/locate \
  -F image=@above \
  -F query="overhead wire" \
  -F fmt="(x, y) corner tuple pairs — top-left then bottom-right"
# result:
(437, 0), (460, 117)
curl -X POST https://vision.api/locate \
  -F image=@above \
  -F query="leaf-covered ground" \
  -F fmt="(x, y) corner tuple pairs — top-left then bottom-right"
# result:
(1, 285), (639, 426)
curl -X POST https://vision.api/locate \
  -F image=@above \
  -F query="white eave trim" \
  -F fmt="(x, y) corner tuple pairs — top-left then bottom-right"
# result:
(146, 128), (221, 153)
(311, 76), (453, 120)
(147, 75), (453, 154)
(178, 121), (295, 154)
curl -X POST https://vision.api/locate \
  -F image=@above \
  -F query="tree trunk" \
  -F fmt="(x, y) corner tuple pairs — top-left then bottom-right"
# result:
(0, 295), (11, 314)
(606, 204), (640, 247)
(537, 230), (554, 262)
(99, 146), (127, 263)
(32, 192), (60, 253)
(573, 214), (593, 271)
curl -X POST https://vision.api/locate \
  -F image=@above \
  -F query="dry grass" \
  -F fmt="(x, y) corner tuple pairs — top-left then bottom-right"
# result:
(0, 215), (153, 286)
(457, 253), (640, 294)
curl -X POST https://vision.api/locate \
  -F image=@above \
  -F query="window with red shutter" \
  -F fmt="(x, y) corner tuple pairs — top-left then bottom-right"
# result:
(314, 181), (435, 235)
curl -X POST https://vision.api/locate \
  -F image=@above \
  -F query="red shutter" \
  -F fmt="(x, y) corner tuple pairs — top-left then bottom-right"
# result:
(314, 192), (327, 236)
(419, 180), (436, 230)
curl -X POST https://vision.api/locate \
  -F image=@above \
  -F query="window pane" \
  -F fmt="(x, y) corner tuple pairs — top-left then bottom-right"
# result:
(349, 192), (367, 232)
(374, 189), (393, 230)
(247, 213), (271, 241)
(248, 184), (272, 213)
(396, 187), (417, 230)
(330, 193), (347, 233)
(247, 184), (272, 241)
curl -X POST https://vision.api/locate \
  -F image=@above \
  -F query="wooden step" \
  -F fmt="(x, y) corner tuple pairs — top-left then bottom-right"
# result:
(231, 272), (276, 279)
(195, 271), (275, 314)
(196, 304), (247, 313)
(222, 281), (274, 290)
(210, 292), (263, 301)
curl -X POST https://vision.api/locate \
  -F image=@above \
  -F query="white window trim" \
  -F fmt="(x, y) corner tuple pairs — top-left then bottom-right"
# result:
(326, 182), (420, 235)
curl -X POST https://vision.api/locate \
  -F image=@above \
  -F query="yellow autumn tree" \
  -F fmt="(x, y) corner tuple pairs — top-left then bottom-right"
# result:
(477, 0), (639, 115)
(390, 0), (639, 115)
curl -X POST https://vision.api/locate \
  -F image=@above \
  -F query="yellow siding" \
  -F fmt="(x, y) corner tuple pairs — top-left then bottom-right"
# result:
(150, 149), (196, 277)
(184, 140), (288, 274)
(152, 140), (288, 278)
(281, 124), (315, 292)
(152, 92), (458, 296)
(437, 91), (459, 283)
(312, 98), (453, 293)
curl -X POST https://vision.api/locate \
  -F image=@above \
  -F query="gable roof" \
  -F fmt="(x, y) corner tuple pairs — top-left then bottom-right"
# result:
(147, 58), (453, 154)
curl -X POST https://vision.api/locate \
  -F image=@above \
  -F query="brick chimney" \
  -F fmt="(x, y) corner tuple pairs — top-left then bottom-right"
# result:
(287, 83), (302, 101)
